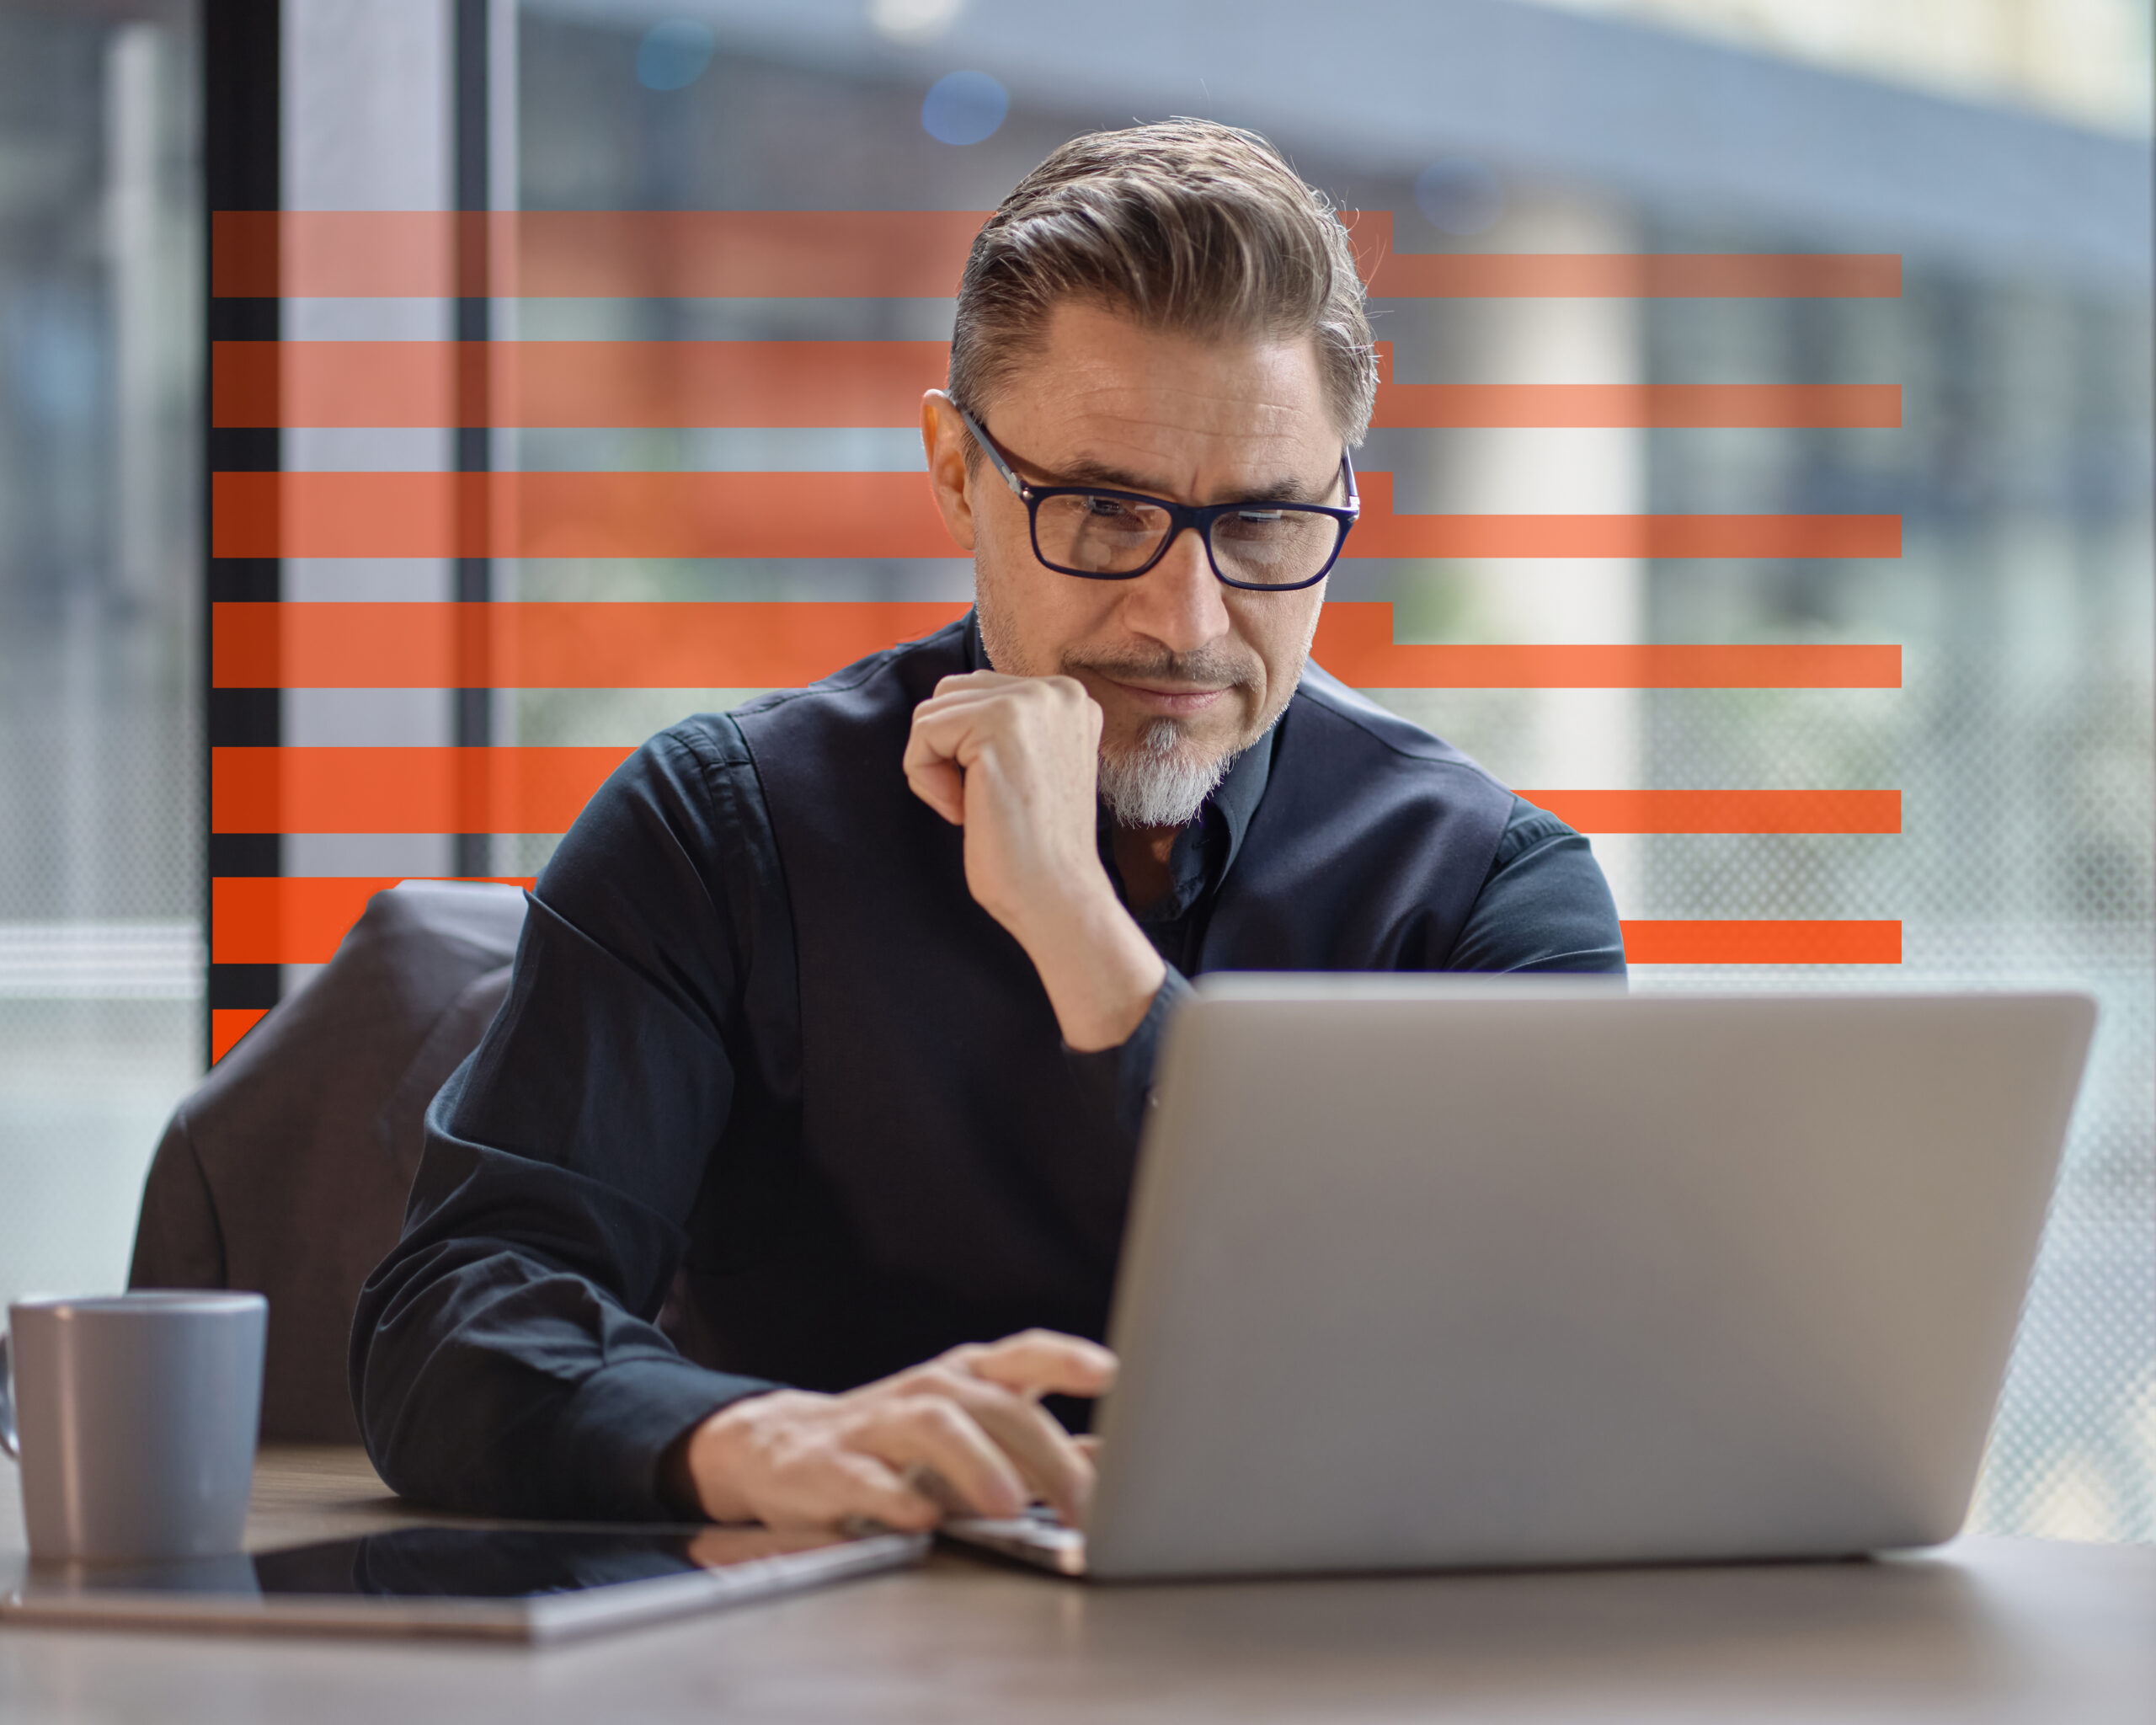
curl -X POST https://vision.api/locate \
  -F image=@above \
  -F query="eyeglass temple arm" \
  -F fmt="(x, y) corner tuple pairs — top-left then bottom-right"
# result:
(953, 403), (1027, 499)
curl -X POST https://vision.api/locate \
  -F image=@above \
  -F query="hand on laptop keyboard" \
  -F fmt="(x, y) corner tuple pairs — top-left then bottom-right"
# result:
(664, 1329), (1116, 1533)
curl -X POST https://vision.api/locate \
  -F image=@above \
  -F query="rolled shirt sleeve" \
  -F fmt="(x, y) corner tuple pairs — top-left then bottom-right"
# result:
(350, 728), (782, 1521)
(1060, 966), (1197, 1144)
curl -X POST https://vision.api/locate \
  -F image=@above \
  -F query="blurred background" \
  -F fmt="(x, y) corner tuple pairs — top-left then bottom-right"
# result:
(0, 0), (2148, 1540)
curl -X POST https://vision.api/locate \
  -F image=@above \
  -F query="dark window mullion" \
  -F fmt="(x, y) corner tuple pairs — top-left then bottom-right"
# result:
(201, 0), (280, 1061)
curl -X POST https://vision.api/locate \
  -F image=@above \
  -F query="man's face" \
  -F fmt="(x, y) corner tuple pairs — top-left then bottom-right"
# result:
(926, 300), (1343, 825)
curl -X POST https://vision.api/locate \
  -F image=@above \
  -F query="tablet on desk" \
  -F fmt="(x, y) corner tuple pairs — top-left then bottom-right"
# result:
(0, 1523), (929, 1643)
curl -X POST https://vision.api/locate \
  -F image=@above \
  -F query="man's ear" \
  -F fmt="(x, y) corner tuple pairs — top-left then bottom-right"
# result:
(921, 390), (977, 554)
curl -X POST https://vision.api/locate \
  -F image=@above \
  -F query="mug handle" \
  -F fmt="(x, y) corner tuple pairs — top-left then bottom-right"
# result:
(0, 1328), (16, 1460)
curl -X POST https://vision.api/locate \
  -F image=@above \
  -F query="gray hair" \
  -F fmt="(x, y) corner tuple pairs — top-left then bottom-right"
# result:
(948, 119), (1380, 447)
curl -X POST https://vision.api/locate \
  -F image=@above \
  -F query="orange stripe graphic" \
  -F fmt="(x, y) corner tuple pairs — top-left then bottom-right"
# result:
(210, 884), (1899, 969)
(215, 341), (1898, 432)
(210, 1007), (269, 1062)
(213, 747), (1896, 837)
(211, 211), (993, 300)
(213, 340), (950, 429)
(1519, 790), (1899, 834)
(1620, 920), (1902, 964)
(212, 470), (953, 559)
(211, 471), (1899, 561)
(212, 601), (1899, 692)
(1307, 606), (1897, 688)
(212, 746), (630, 835)
(212, 601), (971, 690)
(1371, 382), (1899, 430)
(212, 874), (536, 964)
(1363, 246), (1901, 300)
(211, 210), (1898, 302)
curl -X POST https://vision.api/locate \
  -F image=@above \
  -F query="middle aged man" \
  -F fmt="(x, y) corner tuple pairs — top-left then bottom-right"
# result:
(353, 120), (1624, 1534)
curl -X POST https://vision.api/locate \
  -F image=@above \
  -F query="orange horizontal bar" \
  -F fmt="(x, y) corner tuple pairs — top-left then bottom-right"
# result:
(1346, 483), (1900, 558)
(212, 874), (535, 964)
(1371, 382), (1899, 430)
(1620, 920), (1902, 964)
(212, 747), (631, 834)
(211, 471), (1899, 561)
(210, 1007), (269, 1063)
(1519, 790), (1899, 834)
(217, 341), (1898, 432)
(1365, 250), (1902, 299)
(213, 601), (972, 689)
(213, 340), (952, 430)
(213, 601), (1898, 692)
(212, 210), (1897, 302)
(1308, 606), (1897, 688)
(211, 882), (1900, 971)
(211, 211), (994, 300)
(213, 745), (1892, 839)
(211, 470), (955, 559)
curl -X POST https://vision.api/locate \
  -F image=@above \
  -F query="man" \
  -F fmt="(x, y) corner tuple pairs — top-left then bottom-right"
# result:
(352, 120), (1624, 1532)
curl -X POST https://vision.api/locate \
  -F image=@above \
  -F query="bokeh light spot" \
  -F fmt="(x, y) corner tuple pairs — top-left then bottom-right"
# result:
(921, 70), (1008, 146)
(1413, 157), (1506, 237)
(637, 19), (717, 92)
(867, 0), (966, 44)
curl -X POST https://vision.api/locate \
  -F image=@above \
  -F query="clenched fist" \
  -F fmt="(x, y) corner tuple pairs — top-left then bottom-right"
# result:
(904, 670), (1166, 1050)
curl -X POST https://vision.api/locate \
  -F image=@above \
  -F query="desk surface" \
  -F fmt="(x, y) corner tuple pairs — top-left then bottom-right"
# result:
(2, 1447), (2151, 1724)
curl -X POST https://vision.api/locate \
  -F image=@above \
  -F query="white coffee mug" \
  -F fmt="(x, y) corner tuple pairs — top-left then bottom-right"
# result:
(0, 1291), (267, 1562)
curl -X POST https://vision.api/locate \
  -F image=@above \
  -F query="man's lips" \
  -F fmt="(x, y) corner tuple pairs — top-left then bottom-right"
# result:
(1099, 677), (1235, 716)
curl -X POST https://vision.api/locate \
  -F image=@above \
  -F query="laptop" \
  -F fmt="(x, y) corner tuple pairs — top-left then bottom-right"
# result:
(945, 978), (2095, 1581)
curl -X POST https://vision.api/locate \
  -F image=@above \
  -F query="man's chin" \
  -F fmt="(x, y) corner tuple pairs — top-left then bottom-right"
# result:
(1096, 696), (1251, 761)
(1096, 721), (1247, 830)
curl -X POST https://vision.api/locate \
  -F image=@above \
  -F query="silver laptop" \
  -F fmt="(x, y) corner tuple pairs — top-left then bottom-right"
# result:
(946, 978), (2095, 1580)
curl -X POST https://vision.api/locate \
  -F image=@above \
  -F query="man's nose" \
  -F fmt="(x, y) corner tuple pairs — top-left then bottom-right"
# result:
(1121, 523), (1231, 658)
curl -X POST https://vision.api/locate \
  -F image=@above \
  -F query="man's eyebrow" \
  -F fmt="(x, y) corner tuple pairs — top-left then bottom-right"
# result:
(1047, 453), (1326, 505)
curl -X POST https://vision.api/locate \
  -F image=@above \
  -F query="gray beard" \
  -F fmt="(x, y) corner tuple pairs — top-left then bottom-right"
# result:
(1097, 719), (1236, 829)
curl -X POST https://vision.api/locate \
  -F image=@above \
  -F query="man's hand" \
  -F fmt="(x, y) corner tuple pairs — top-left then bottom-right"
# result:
(904, 670), (1165, 1049)
(672, 1329), (1117, 1530)
(903, 670), (1106, 938)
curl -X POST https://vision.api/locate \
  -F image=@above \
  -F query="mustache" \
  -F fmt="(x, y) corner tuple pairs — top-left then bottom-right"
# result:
(1060, 644), (1259, 689)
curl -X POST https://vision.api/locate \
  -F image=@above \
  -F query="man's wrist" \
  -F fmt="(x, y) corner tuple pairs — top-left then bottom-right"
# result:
(660, 1395), (771, 1522)
(1016, 881), (1167, 1052)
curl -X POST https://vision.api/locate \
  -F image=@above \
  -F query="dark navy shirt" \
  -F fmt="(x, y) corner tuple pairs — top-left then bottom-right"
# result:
(352, 618), (1625, 1521)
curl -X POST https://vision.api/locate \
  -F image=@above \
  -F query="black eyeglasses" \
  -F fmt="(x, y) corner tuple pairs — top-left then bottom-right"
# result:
(956, 406), (1358, 592)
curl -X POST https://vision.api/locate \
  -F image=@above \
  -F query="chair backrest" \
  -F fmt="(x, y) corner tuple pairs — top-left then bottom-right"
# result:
(131, 881), (528, 1442)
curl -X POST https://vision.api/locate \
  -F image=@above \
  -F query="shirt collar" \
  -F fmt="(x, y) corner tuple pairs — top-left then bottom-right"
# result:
(1201, 718), (1276, 887)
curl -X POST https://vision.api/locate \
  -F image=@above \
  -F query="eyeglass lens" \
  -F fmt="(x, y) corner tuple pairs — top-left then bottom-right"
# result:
(1033, 493), (1337, 587)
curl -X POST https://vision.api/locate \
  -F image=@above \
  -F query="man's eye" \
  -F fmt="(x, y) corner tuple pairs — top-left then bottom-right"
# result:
(1084, 496), (1136, 520)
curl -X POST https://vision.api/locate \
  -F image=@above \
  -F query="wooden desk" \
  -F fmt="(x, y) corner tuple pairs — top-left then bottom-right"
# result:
(3, 1447), (2150, 1723)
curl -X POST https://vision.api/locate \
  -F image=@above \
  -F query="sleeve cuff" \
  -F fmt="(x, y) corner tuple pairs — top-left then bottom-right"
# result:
(552, 1355), (782, 1521)
(1062, 966), (1194, 1143)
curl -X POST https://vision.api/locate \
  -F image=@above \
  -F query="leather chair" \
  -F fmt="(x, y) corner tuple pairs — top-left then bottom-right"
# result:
(130, 880), (528, 1442)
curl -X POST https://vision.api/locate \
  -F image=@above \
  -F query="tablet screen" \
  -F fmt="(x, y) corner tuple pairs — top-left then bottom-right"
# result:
(256, 1525), (849, 1597)
(2, 1524), (930, 1641)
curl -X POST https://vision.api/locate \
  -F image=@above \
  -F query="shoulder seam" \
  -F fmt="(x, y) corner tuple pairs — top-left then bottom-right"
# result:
(1294, 670), (1508, 783)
